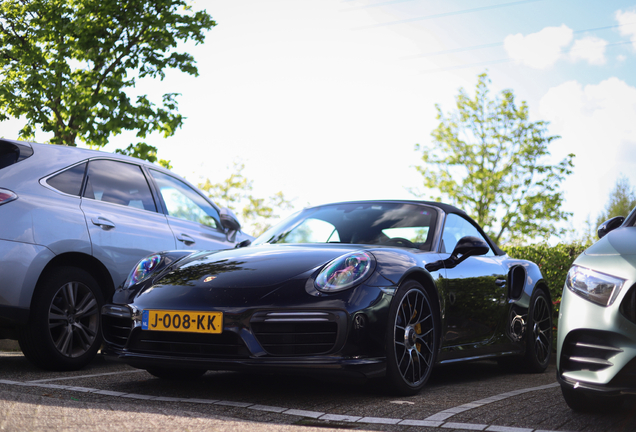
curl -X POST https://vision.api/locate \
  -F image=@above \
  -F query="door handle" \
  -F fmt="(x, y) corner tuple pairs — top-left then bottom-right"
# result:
(495, 278), (506, 287)
(91, 217), (115, 230)
(177, 234), (195, 245)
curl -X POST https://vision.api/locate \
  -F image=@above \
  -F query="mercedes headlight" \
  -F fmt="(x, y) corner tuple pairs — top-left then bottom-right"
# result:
(315, 252), (374, 292)
(566, 265), (626, 307)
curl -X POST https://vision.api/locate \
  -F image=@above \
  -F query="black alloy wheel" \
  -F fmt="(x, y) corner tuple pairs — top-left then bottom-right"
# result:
(18, 267), (104, 371)
(523, 289), (552, 372)
(385, 280), (437, 395)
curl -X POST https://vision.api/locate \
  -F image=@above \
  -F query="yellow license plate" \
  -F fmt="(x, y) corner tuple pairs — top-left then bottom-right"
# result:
(142, 310), (223, 334)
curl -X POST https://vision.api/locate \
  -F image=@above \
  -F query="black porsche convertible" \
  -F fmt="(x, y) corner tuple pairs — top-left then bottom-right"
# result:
(101, 200), (552, 395)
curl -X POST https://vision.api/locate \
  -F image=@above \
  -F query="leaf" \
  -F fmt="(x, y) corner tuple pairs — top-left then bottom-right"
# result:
(199, 162), (295, 237)
(413, 72), (574, 245)
(0, 0), (215, 148)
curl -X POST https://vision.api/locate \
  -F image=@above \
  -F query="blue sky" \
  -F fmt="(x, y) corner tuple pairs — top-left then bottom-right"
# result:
(2, 0), (636, 241)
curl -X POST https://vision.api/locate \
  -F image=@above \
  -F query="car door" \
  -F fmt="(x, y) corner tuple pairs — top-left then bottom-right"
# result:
(440, 213), (508, 348)
(147, 169), (231, 251)
(80, 159), (177, 287)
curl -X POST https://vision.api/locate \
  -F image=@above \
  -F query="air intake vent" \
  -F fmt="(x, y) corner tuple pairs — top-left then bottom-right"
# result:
(560, 330), (623, 373)
(128, 329), (246, 358)
(508, 265), (526, 300)
(101, 306), (133, 348)
(250, 311), (345, 356)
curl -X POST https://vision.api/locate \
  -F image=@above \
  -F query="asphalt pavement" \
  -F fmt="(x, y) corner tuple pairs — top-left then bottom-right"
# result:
(2, 348), (636, 432)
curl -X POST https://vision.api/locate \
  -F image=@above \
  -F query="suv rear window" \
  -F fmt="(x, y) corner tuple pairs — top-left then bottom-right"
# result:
(0, 140), (34, 170)
(47, 163), (87, 196)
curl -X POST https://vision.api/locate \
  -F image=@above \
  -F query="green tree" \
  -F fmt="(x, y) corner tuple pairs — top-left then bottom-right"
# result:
(596, 175), (636, 227)
(0, 0), (214, 158)
(115, 143), (173, 169)
(414, 73), (574, 245)
(199, 162), (295, 237)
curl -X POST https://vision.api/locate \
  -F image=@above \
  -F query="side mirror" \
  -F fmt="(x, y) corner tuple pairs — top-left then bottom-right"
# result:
(425, 236), (489, 272)
(451, 236), (490, 260)
(220, 207), (241, 242)
(220, 207), (241, 231)
(597, 216), (624, 239)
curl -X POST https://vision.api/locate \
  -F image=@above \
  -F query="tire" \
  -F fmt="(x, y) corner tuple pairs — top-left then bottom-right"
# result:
(522, 289), (552, 373)
(561, 385), (623, 412)
(18, 267), (104, 371)
(146, 368), (207, 380)
(385, 280), (438, 395)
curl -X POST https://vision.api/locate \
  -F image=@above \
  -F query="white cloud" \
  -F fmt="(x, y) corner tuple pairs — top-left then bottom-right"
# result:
(504, 25), (573, 69)
(569, 36), (607, 65)
(616, 9), (636, 50)
(539, 78), (636, 227)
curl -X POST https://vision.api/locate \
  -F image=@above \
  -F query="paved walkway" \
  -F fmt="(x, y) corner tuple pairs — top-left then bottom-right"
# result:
(0, 388), (348, 432)
(1, 373), (562, 432)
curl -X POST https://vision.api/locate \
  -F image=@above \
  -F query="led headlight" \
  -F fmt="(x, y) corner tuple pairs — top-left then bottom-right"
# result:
(123, 254), (163, 289)
(315, 251), (374, 292)
(565, 265), (626, 307)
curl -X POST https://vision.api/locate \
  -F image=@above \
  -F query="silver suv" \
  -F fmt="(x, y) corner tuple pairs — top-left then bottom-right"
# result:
(0, 139), (251, 370)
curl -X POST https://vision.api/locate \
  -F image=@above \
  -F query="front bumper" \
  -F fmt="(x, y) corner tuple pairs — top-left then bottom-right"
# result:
(558, 366), (636, 397)
(101, 294), (391, 379)
(103, 344), (386, 379)
(557, 284), (636, 395)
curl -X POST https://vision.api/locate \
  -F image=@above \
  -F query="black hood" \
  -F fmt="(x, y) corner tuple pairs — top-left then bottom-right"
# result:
(155, 244), (366, 289)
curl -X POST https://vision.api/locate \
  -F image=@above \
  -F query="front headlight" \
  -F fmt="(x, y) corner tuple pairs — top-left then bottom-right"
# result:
(123, 254), (163, 289)
(565, 265), (626, 307)
(315, 251), (374, 292)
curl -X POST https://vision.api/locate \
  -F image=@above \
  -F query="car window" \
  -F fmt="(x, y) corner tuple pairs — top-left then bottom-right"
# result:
(278, 218), (340, 243)
(0, 140), (33, 169)
(382, 227), (430, 243)
(442, 213), (493, 256)
(253, 202), (437, 250)
(46, 162), (87, 196)
(83, 160), (157, 212)
(150, 170), (222, 230)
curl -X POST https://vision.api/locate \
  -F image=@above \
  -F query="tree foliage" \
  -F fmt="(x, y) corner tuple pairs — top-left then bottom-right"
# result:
(596, 175), (636, 227)
(414, 73), (574, 245)
(199, 162), (295, 237)
(0, 0), (214, 156)
(115, 143), (172, 169)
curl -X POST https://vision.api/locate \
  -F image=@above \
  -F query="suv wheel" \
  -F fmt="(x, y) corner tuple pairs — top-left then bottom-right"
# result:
(18, 267), (104, 371)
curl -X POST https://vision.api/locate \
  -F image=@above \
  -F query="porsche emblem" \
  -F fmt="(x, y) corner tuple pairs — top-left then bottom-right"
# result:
(203, 276), (216, 283)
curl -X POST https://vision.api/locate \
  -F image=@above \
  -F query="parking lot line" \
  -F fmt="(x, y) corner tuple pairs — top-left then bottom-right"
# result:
(0, 376), (563, 432)
(27, 369), (146, 383)
(424, 383), (559, 421)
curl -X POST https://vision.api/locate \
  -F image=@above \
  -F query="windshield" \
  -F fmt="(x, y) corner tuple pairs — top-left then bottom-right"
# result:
(252, 202), (438, 250)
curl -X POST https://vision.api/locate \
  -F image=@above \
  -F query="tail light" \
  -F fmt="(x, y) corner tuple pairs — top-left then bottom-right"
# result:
(0, 188), (17, 206)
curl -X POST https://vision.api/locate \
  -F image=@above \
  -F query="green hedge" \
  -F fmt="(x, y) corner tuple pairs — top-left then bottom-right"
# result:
(504, 242), (590, 342)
